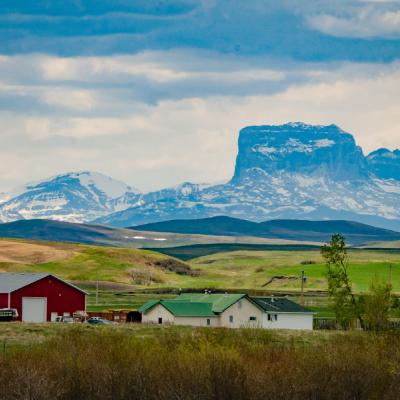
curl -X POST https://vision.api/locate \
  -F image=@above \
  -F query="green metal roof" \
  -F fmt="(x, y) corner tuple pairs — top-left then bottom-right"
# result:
(139, 294), (310, 317)
(161, 301), (215, 317)
(139, 293), (248, 316)
(138, 300), (160, 314)
(175, 293), (247, 313)
(253, 298), (312, 313)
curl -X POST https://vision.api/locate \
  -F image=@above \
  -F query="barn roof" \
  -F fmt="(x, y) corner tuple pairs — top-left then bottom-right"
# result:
(253, 297), (312, 313)
(0, 273), (87, 294)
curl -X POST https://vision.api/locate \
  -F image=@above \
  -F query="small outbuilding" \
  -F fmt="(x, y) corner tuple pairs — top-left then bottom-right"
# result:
(0, 273), (87, 322)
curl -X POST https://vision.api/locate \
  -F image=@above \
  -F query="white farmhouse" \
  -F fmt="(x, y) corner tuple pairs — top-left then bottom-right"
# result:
(139, 293), (313, 330)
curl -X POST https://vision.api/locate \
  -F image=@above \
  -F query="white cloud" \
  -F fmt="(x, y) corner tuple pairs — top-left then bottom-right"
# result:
(308, 7), (400, 38)
(39, 53), (285, 84)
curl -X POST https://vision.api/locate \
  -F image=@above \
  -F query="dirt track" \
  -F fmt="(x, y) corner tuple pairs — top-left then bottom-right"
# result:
(0, 240), (77, 265)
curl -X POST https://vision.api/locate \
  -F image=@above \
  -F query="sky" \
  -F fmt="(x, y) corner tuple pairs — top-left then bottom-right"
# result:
(1, 0), (400, 192)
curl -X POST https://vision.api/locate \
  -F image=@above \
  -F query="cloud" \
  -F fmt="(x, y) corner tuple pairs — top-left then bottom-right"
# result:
(0, 52), (400, 193)
(307, 7), (400, 38)
(1, 1), (400, 62)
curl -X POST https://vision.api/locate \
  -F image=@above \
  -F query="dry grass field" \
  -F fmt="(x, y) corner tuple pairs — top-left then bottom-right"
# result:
(0, 239), (78, 264)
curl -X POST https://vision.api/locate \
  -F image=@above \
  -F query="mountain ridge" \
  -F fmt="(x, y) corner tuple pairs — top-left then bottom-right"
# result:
(0, 171), (141, 223)
(133, 215), (400, 245)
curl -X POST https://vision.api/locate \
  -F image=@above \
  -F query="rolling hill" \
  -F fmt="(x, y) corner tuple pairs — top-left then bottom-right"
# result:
(0, 219), (314, 249)
(133, 216), (400, 245)
(0, 238), (399, 296)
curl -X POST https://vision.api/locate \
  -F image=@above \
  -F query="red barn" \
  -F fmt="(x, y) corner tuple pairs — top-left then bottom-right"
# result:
(0, 273), (87, 322)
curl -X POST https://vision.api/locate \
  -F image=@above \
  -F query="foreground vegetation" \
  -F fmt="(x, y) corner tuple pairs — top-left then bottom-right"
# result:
(0, 324), (399, 399)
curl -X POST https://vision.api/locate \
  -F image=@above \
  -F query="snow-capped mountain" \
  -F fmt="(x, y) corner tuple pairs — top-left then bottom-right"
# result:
(1, 123), (399, 230)
(96, 123), (400, 230)
(0, 172), (140, 223)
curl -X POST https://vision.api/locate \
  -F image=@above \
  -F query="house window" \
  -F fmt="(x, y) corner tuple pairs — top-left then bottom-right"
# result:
(158, 317), (163, 324)
(274, 314), (278, 321)
(229, 315), (234, 323)
(268, 314), (272, 321)
(206, 318), (211, 326)
(249, 316), (257, 321)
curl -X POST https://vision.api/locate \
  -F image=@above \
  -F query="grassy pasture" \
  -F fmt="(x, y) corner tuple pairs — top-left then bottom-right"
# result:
(191, 249), (400, 293)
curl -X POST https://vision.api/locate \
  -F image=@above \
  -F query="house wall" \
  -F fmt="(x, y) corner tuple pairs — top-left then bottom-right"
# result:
(262, 313), (313, 330)
(10, 276), (86, 322)
(0, 293), (8, 308)
(220, 298), (263, 329)
(142, 304), (175, 325)
(174, 316), (220, 327)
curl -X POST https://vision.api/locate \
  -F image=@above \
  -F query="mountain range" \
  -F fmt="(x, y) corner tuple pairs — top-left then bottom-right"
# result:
(0, 122), (399, 230)
(0, 218), (398, 247)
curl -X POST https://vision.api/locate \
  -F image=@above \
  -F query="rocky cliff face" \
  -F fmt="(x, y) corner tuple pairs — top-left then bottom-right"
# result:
(232, 123), (368, 182)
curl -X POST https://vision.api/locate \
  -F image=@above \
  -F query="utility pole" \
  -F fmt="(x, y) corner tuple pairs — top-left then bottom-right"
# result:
(300, 270), (305, 305)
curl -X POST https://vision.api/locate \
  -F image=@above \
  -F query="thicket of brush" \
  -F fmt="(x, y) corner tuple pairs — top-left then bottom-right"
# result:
(1, 327), (400, 400)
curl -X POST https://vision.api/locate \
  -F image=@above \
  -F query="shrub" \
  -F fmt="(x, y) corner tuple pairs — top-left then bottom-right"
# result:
(0, 327), (400, 399)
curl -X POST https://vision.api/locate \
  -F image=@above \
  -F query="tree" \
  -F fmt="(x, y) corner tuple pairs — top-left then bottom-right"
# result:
(321, 234), (363, 329)
(364, 278), (392, 331)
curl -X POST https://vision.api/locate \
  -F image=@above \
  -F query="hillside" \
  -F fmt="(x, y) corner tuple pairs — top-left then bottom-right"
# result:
(1, 238), (399, 296)
(133, 216), (400, 245)
(0, 238), (195, 288)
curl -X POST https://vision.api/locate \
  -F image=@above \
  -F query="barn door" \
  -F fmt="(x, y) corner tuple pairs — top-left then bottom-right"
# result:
(22, 297), (47, 323)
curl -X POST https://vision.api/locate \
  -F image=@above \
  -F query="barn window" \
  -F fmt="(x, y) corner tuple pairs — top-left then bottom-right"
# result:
(206, 319), (211, 326)
(229, 315), (234, 323)
(249, 316), (257, 321)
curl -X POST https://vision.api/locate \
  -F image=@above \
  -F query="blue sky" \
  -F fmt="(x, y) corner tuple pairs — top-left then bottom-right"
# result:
(0, 0), (400, 191)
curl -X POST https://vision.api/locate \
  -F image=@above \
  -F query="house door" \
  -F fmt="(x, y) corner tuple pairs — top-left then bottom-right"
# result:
(22, 297), (47, 323)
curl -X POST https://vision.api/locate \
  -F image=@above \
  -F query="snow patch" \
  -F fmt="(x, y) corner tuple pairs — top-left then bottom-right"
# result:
(75, 172), (135, 199)
(314, 139), (335, 148)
